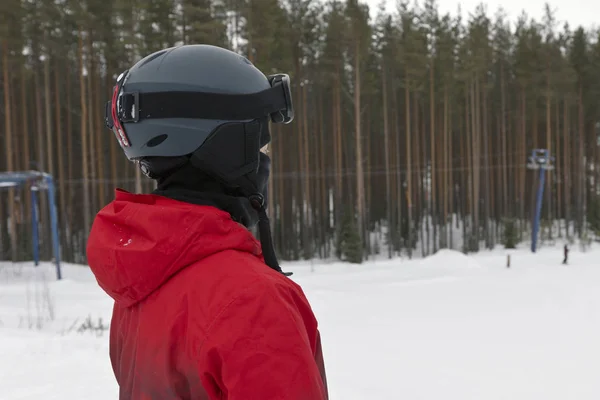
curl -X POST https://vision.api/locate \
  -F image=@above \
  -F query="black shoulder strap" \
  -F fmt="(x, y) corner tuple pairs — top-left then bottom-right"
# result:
(118, 85), (286, 123)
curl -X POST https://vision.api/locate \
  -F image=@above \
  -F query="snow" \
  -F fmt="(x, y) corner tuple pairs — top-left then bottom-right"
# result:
(1, 246), (600, 399)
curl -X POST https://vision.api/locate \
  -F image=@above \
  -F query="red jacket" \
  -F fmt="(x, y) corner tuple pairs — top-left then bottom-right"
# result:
(87, 189), (328, 400)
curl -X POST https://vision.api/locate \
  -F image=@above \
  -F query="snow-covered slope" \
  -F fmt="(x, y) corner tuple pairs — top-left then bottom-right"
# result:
(1, 246), (599, 399)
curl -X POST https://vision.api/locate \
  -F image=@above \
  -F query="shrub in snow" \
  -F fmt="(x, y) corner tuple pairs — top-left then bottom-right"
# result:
(77, 315), (108, 337)
(336, 207), (363, 264)
(580, 229), (592, 252)
(502, 218), (519, 249)
(587, 195), (600, 239)
(23, 268), (55, 330)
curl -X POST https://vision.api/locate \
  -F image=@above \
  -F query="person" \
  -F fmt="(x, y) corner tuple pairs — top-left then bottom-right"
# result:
(86, 44), (328, 400)
(563, 244), (569, 265)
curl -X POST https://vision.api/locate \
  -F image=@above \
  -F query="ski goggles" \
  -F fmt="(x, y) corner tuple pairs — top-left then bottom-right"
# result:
(105, 70), (294, 149)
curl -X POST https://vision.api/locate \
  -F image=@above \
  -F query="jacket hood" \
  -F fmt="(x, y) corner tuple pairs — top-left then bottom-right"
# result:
(86, 189), (263, 307)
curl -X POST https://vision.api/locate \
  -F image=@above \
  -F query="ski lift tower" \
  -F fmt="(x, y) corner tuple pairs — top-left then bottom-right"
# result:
(527, 149), (555, 253)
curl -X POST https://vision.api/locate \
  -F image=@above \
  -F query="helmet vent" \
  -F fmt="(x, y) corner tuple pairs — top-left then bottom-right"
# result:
(146, 134), (168, 148)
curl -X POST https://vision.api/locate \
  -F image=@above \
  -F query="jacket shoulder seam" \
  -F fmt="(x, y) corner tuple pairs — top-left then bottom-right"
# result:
(197, 276), (264, 350)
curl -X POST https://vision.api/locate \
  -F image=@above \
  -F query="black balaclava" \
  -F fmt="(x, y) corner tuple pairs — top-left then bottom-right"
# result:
(152, 160), (260, 228)
(150, 152), (290, 276)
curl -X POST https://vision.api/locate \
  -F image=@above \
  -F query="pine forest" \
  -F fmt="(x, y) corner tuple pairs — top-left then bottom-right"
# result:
(1, 0), (600, 264)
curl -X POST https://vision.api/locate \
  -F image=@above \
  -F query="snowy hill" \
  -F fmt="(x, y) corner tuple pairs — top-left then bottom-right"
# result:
(1, 246), (600, 399)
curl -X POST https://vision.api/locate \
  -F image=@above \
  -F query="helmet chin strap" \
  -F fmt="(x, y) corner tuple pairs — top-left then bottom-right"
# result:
(248, 193), (293, 277)
(240, 153), (292, 276)
(188, 120), (292, 277)
(243, 144), (293, 277)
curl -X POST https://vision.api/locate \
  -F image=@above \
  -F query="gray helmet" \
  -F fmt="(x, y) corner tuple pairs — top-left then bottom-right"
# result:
(105, 44), (293, 192)
(104, 44), (294, 276)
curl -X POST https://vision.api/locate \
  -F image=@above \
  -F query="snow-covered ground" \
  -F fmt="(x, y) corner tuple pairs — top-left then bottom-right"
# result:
(1, 246), (599, 399)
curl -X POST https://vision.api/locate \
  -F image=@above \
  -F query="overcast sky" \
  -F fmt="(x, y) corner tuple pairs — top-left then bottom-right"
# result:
(363, 0), (599, 31)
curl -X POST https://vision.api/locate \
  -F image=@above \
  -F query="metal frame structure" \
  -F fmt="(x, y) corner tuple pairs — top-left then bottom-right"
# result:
(527, 149), (555, 253)
(0, 171), (62, 280)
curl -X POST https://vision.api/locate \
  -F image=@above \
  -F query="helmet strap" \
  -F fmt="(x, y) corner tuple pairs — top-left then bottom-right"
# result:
(189, 119), (292, 276)
(249, 194), (292, 276)
(137, 156), (189, 180)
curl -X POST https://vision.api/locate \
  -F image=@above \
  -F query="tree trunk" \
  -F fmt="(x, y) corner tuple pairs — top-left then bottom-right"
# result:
(3, 41), (18, 261)
(54, 57), (66, 259)
(405, 73), (413, 258)
(79, 29), (91, 242)
(429, 57), (436, 253)
(382, 64), (392, 258)
(354, 42), (365, 258)
(302, 82), (311, 258)
(44, 54), (54, 176)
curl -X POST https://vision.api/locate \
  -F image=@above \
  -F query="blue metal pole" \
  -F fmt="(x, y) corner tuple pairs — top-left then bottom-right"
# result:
(45, 175), (62, 280)
(31, 187), (40, 266)
(531, 167), (547, 253)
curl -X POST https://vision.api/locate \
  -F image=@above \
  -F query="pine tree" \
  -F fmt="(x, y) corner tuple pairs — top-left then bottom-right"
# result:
(586, 195), (600, 237)
(502, 218), (519, 249)
(337, 207), (363, 263)
(181, 0), (228, 46)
